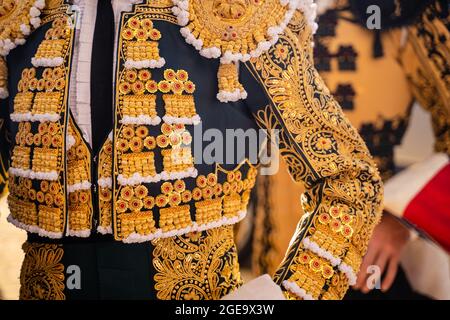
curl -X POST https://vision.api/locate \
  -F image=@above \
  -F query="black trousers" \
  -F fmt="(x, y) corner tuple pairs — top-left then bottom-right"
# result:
(25, 234), (158, 300)
(344, 266), (431, 300)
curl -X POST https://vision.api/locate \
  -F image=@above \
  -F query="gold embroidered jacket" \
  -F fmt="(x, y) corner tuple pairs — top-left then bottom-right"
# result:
(0, 0), (383, 300)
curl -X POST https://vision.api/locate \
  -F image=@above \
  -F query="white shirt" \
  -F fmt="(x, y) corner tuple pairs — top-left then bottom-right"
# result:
(69, 0), (140, 145)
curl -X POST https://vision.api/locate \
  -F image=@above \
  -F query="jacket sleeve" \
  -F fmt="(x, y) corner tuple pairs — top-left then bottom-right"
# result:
(383, 1), (450, 251)
(399, 1), (450, 155)
(242, 13), (384, 300)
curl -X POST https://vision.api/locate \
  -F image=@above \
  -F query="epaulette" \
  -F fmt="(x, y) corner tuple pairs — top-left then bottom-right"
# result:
(0, 0), (46, 98)
(171, 0), (318, 103)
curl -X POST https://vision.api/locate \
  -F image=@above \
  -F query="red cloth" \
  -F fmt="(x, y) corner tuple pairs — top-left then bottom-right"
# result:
(404, 164), (450, 253)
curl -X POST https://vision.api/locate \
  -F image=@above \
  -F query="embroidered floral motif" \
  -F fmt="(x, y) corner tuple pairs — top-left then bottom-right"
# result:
(152, 225), (242, 300)
(19, 242), (65, 300)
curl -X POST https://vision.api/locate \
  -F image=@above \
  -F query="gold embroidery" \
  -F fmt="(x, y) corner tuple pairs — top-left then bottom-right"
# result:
(195, 198), (223, 225)
(122, 94), (157, 118)
(113, 6), (258, 243)
(180, 0), (298, 99)
(246, 14), (383, 299)
(119, 211), (157, 238)
(321, 271), (349, 300)
(14, 92), (34, 113)
(217, 62), (246, 99)
(160, 204), (192, 231)
(161, 147), (194, 173)
(119, 151), (157, 178)
(186, 0), (289, 56)
(8, 195), (38, 226)
(32, 92), (63, 114)
(122, 15), (164, 66)
(38, 205), (63, 232)
(98, 137), (113, 231)
(0, 1), (39, 50)
(161, 68), (198, 120)
(163, 95), (197, 118)
(32, 147), (59, 172)
(44, 0), (65, 11)
(11, 146), (31, 169)
(7, 12), (76, 237)
(67, 117), (93, 234)
(0, 55), (7, 95)
(20, 242), (65, 300)
(287, 250), (335, 299)
(33, 17), (72, 62)
(152, 225), (242, 300)
(158, 123), (192, 148)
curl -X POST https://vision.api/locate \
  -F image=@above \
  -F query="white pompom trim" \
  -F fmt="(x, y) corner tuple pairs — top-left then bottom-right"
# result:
(217, 89), (248, 103)
(162, 114), (201, 125)
(31, 57), (64, 67)
(0, 0), (43, 57)
(9, 167), (59, 181)
(30, 17), (41, 29)
(120, 115), (161, 126)
(67, 229), (91, 238)
(34, 0), (46, 10)
(160, 167), (198, 181)
(29, 6), (41, 18)
(7, 215), (63, 239)
(66, 134), (76, 151)
(302, 237), (341, 266)
(0, 87), (9, 99)
(301, 237), (358, 285)
(282, 280), (316, 300)
(98, 177), (112, 188)
(122, 210), (246, 243)
(20, 24), (31, 36)
(117, 167), (198, 186)
(97, 225), (113, 235)
(10, 112), (32, 122)
(124, 58), (166, 69)
(117, 172), (162, 186)
(10, 112), (61, 123)
(339, 263), (357, 286)
(67, 180), (91, 193)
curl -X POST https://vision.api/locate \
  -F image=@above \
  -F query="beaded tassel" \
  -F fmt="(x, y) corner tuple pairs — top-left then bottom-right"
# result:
(216, 62), (248, 103)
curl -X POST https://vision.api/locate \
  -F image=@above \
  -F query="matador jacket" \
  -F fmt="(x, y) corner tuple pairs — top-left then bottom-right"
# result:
(0, 0), (383, 300)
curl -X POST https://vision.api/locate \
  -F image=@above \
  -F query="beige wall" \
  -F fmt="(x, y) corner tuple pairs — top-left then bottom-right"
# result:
(0, 196), (26, 300)
(395, 103), (435, 166)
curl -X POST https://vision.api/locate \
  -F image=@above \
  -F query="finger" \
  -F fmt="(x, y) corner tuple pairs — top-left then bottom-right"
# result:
(362, 251), (389, 293)
(381, 257), (399, 292)
(354, 247), (378, 290)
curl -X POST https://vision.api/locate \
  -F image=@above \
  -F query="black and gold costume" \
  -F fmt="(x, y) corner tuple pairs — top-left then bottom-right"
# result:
(0, 0), (382, 300)
(253, 0), (449, 299)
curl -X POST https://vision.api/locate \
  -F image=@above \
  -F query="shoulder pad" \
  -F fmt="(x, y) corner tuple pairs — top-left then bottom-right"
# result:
(172, 0), (318, 63)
